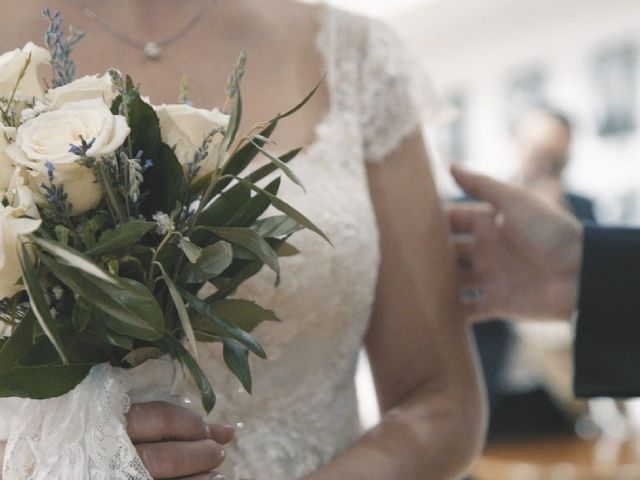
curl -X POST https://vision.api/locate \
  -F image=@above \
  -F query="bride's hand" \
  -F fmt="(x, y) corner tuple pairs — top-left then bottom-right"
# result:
(126, 401), (233, 479)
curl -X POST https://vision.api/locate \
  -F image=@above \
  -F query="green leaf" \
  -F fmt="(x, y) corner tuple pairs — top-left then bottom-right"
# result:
(157, 262), (198, 358)
(0, 364), (93, 399)
(223, 339), (251, 394)
(212, 121), (279, 197)
(224, 177), (280, 228)
(206, 299), (279, 333)
(179, 288), (266, 359)
(101, 278), (166, 341)
(244, 147), (302, 184)
(72, 299), (91, 332)
(196, 226), (279, 275)
(232, 177), (331, 245)
(85, 221), (156, 256)
(0, 310), (35, 368)
(178, 237), (203, 264)
(196, 183), (251, 231)
(205, 260), (263, 301)
(19, 245), (69, 365)
(122, 347), (165, 367)
(271, 78), (324, 122)
(218, 82), (242, 164)
(125, 90), (185, 216)
(179, 241), (234, 284)
(54, 225), (71, 246)
(32, 237), (117, 285)
(86, 313), (134, 350)
(275, 242), (300, 257)
(253, 215), (304, 238)
(170, 338), (215, 413)
(252, 142), (306, 191)
(41, 256), (165, 341)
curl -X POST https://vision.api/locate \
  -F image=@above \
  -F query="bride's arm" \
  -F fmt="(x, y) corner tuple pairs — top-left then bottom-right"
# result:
(303, 130), (487, 479)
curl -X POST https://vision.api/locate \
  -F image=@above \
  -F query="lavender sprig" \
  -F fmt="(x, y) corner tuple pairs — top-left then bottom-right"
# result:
(42, 9), (85, 88)
(41, 161), (73, 226)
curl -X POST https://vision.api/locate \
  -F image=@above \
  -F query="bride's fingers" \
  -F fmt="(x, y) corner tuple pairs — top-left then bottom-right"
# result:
(127, 402), (233, 444)
(206, 424), (235, 445)
(136, 440), (225, 479)
(447, 202), (494, 235)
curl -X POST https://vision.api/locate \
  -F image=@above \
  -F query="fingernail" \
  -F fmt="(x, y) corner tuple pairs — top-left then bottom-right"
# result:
(210, 474), (225, 480)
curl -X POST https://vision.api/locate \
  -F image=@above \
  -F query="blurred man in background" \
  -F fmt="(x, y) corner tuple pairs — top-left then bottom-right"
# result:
(516, 109), (595, 222)
(473, 107), (597, 443)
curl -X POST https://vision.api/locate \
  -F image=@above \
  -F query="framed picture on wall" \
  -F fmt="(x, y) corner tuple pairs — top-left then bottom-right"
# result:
(592, 44), (638, 137)
(505, 68), (548, 134)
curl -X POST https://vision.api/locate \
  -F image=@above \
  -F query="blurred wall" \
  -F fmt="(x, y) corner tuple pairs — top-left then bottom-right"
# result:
(392, 0), (640, 224)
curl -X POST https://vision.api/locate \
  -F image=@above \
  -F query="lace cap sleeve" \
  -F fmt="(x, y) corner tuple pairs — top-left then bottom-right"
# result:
(359, 18), (449, 163)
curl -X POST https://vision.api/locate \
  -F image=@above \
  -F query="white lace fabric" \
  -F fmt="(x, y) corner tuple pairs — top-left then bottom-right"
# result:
(0, 6), (444, 480)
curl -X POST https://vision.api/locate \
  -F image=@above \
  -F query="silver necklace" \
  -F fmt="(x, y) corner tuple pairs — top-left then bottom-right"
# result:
(77, 0), (216, 60)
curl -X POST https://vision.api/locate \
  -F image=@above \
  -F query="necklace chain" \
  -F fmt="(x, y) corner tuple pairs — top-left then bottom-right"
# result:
(76, 0), (216, 60)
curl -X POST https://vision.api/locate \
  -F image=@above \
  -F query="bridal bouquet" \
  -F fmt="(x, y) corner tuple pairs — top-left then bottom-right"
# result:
(0, 11), (325, 476)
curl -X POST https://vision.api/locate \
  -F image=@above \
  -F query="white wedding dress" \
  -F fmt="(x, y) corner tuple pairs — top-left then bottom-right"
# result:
(0, 5), (445, 480)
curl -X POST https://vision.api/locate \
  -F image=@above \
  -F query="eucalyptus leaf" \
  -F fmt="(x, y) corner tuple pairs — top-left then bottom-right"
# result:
(125, 90), (185, 216)
(170, 338), (215, 413)
(179, 241), (233, 284)
(54, 226), (71, 246)
(178, 237), (203, 264)
(85, 220), (156, 256)
(244, 147), (301, 184)
(41, 256), (165, 341)
(275, 242), (300, 257)
(157, 262), (198, 358)
(0, 310), (35, 368)
(0, 364), (93, 399)
(32, 237), (117, 285)
(196, 226), (279, 275)
(19, 245), (69, 365)
(72, 299), (91, 332)
(122, 347), (165, 367)
(196, 183), (251, 232)
(218, 82), (242, 165)
(86, 314), (134, 350)
(224, 177), (280, 228)
(252, 142), (305, 191)
(223, 339), (251, 394)
(198, 299), (279, 333)
(205, 260), (263, 301)
(179, 288), (266, 359)
(253, 215), (304, 238)
(213, 121), (278, 196)
(232, 177), (331, 245)
(272, 78), (324, 122)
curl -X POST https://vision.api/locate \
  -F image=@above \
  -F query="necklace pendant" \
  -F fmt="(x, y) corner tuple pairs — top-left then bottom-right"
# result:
(143, 42), (162, 60)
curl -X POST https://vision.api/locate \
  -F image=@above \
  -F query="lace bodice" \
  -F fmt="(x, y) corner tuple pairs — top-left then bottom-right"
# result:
(0, 6), (443, 480)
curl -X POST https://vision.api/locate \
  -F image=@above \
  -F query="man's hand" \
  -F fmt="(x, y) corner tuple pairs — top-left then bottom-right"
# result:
(126, 401), (234, 479)
(448, 165), (584, 322)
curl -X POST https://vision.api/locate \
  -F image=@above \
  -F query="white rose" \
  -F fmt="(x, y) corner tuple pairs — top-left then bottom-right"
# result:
(155, 104), (229, 180)
(0, 183), (41, 301)
(45, 74), (117, 110)
(0, 42), (50, 99)
(6, 98), (130, 215)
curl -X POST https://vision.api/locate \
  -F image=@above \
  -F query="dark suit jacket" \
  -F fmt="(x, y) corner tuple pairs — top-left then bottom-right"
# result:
(574, 226), (640, 397)
(566, 193), (596, 224)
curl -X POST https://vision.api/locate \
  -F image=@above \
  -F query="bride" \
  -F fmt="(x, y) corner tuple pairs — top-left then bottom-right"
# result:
(0, 0), (486, 478)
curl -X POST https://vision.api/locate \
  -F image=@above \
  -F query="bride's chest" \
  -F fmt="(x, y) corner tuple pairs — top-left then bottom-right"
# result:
(234, 116), (381, 361)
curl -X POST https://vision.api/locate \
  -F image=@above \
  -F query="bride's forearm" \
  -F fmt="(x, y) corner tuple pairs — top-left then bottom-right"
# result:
(302, 385), (483, 480)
